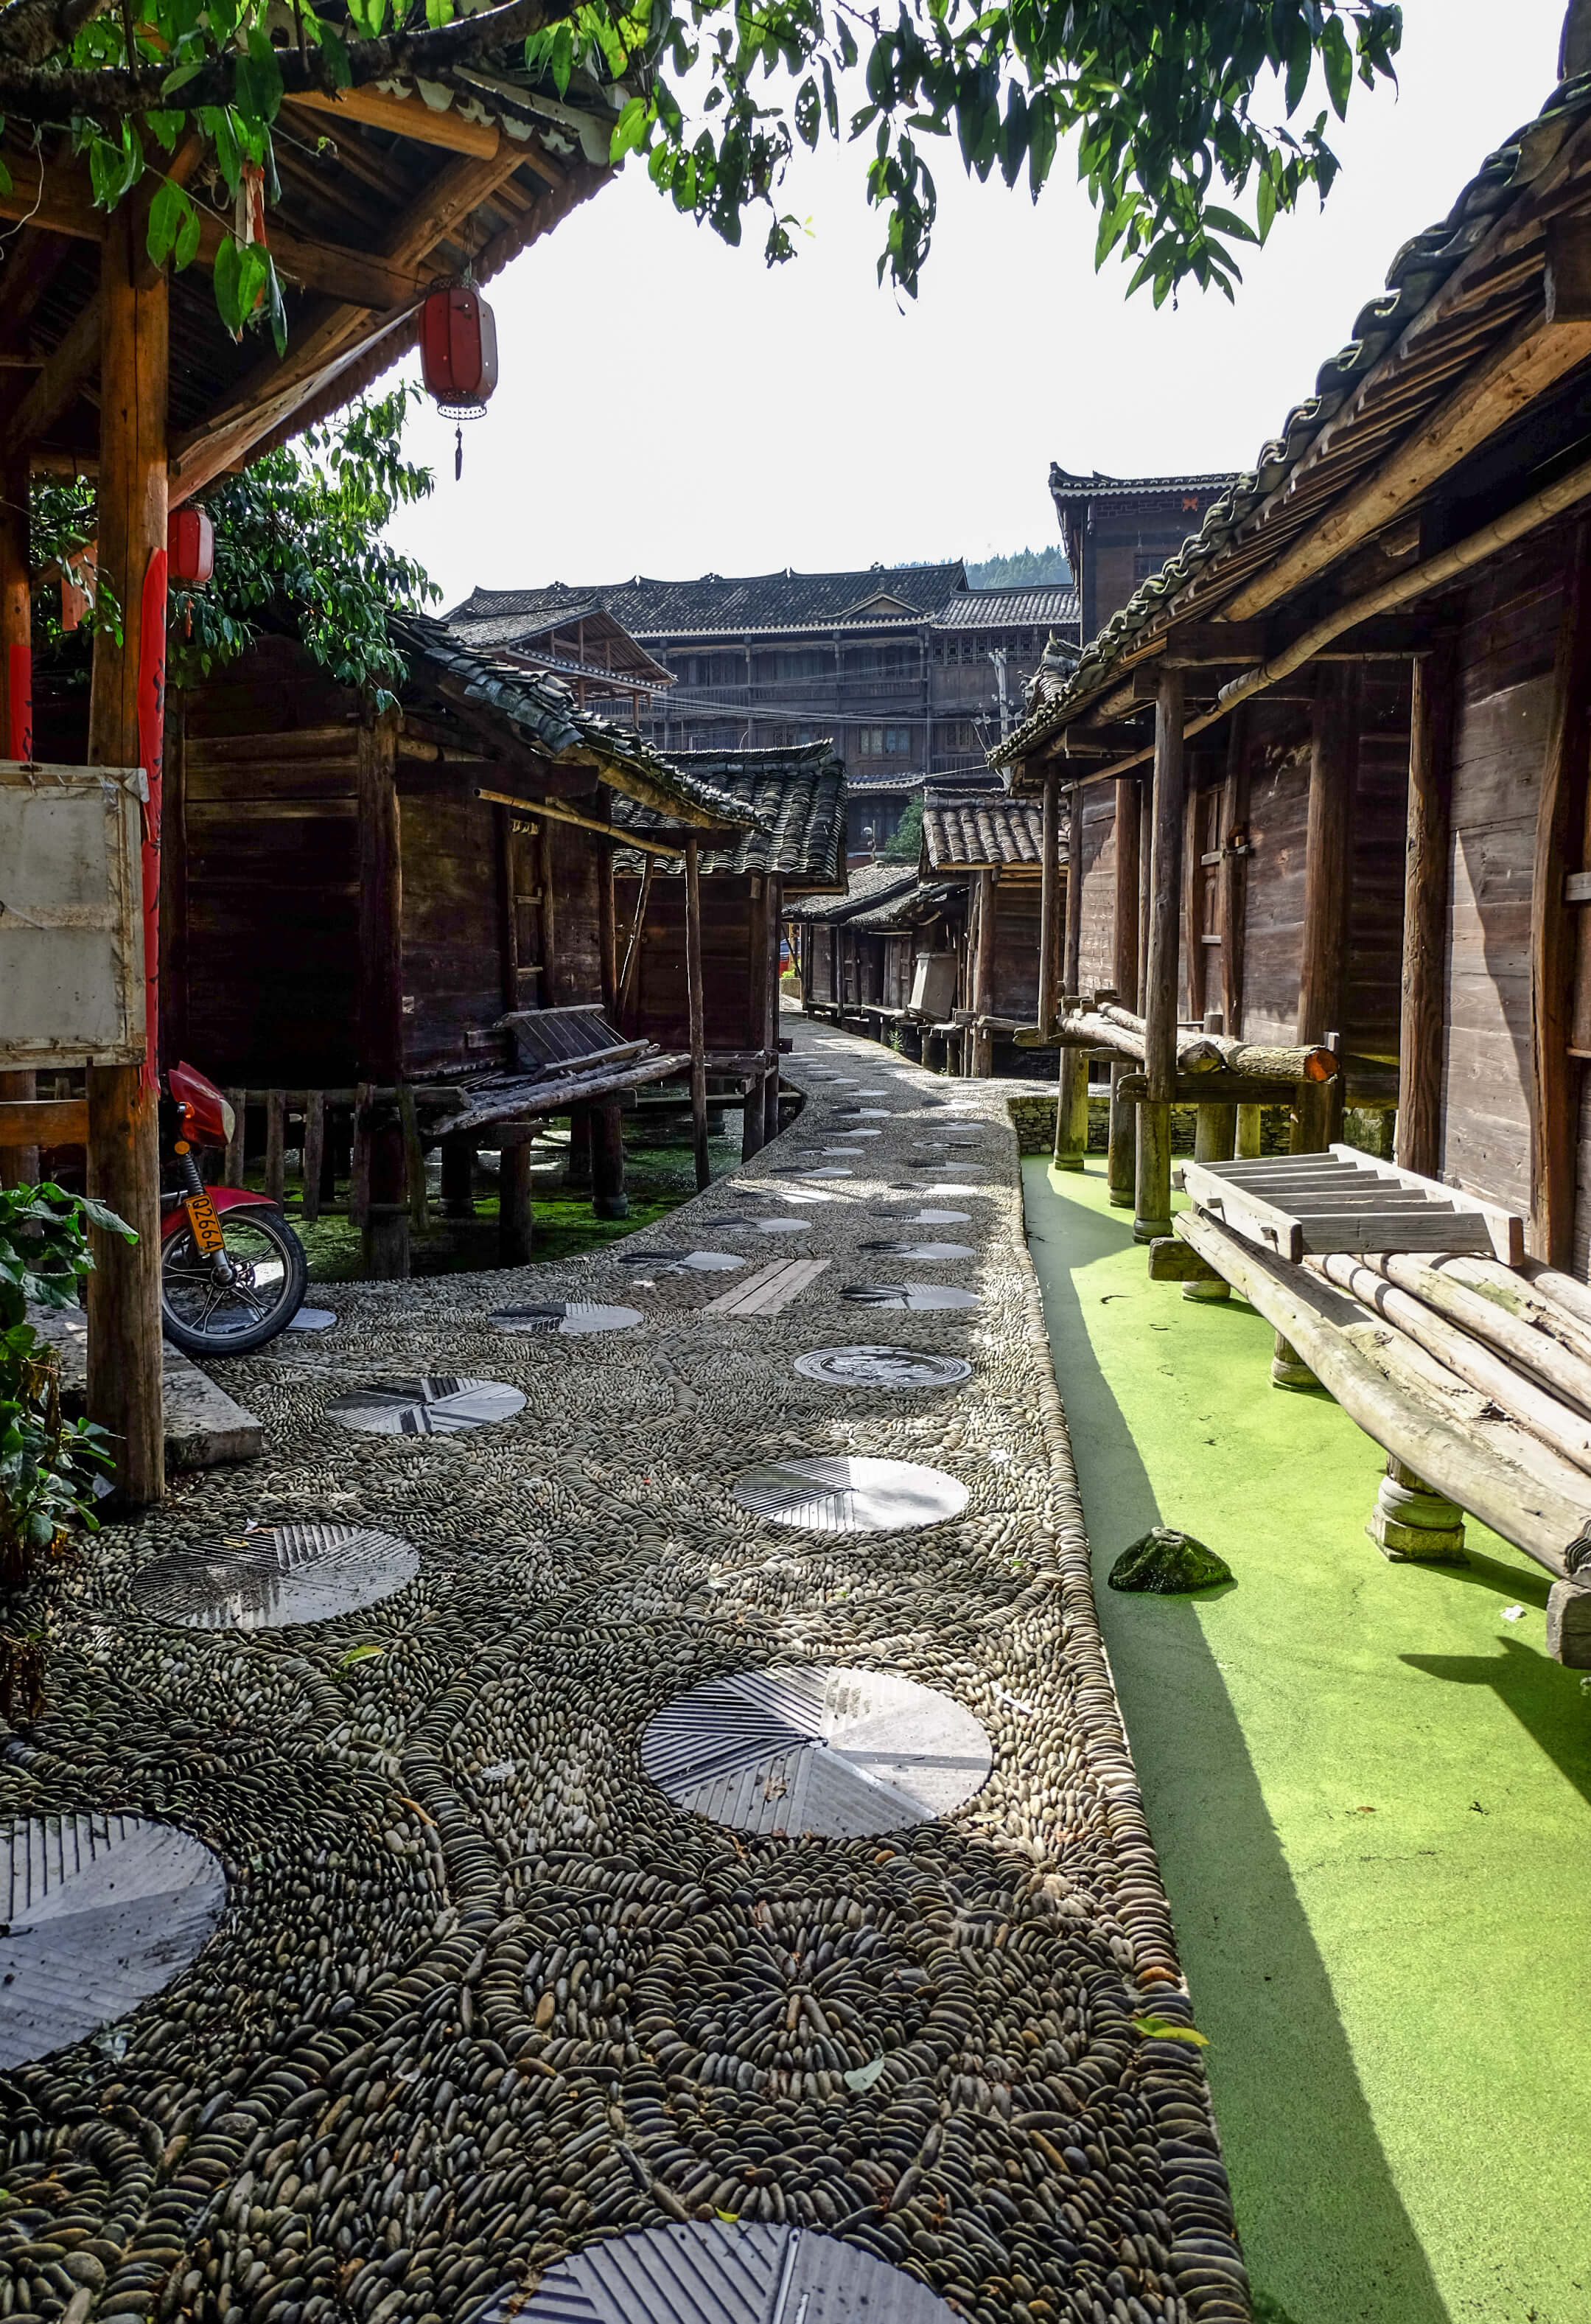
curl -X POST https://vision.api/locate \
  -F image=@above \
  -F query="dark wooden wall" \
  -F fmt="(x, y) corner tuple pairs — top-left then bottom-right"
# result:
(615, 873), (760, 1052)
(990, 876), (1043, 1018)
(1077, 787), (1117, 997)
(397, 778), (506, 1075)
(1441, 537), (1559, 1227)
(1238, 739), (1311, 1045)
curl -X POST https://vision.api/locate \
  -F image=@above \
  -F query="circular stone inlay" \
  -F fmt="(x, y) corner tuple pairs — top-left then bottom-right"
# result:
(830, 1126), (882, 1139)
(642, 1664), (991, 1837)
(132, 1521), (419, 1630)
(287, 1305), (338, 1332)
(860, 1240), (976, 1261)
(906, 1159), (987, 1173)
(328, 1376), (526, 1434)
(1, 1816), (226, 2069)
(875, 1207), (971, 1226)
(794, 1346), (972, 1390)
(732, 1454), (968, 1533)
(839, 1282), (982, 1311)
(486, 2224), (960, 2323)
(833, 1107), (893, 1119)
(615, 1249), (745, 1274)
(491, 1303), (643, 1336)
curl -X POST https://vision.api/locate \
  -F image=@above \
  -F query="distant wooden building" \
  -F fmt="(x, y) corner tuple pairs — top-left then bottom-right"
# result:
(920, 788), (1053, 1075)
(613, 742), (847, 1154)
(1049, 468), (1239, 642)
(789, 862), (930, 1026)
(32, 615), (759, 1276)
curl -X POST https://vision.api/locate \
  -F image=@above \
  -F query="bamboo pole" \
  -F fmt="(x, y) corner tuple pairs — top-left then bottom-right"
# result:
(685, 834), (710, 1190)
(85, 198), (167, 1506)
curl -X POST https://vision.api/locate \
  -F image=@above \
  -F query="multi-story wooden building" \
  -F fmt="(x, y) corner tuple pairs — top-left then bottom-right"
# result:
(447, 564), (1080, 805)
(1049, 469), (1239, 641)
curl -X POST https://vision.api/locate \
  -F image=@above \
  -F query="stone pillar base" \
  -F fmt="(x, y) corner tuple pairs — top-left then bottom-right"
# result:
(1366, 1455), (1467, 1563)
(1182, 1280), (1231, 1302)
(1270, 1333), (1317, 1389)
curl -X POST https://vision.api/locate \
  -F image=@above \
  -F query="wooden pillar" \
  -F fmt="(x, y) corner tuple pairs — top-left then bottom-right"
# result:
(498, 1134), (534, 1265)
(1396, 645), (1455, 1179)
(1294, 665), (1359, 1155)
(590, 1097), (627, 1219)
(1531, 523), (1591, 1266)
(1107, 776), (1141, 1207)
(356, 706), (408, 1278)
(762, 874), (783, 1143)
(742, 874), (767, 1160)
(495, 803), (520, 1016)
(565, 1105), (592, 1189)
(1136, 772), (1153, 1021)
(1135, 669), (1184, 1242)
(685, 834), (710, 1190)
(158, 695), (189, 1067)
(85, 202), (167, 1506)
(1195, 1011), (1237, 1163)
(1055, 789), (1088, 1168)
(1037, 769), (1062, 1035)
(1219, 707), (1251, 1037)
(441, 1137), (475, 1218)
(595, 786), (618, 1019)
(538, 824), (557, 1005)
(971, 868), (998, 1078)
(0, 442), (38, 1184)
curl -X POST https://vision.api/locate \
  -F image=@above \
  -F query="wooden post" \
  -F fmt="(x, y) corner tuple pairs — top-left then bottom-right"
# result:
(1135, 669), (1185, 1242)
(301, 1092), (326, 1224)
(1236, 1103), (1265, 1159)
(264, 1088), (286, 1204)
(762, 874), (783, 1144)
(495, 803), (520, 1016)
(357, 706), (408, 1278)
(441, 1137), (475, 1218)
(159, 697), (189, 1066)
(85, 199), (168, 1506)
(498, 1134), (534, 1266)
(1037, 770), (1062, 1036)
(0, 447), (37, 1187)
(566, 1105), (592, 1189)
(971, 868), (998, 1078)
(1219, 707), (1251, 1037)
(595, 786), (618, 1020)
(1194, 1011), (1237, 1165)
(685, 834), (710, 1190)
(1396, 645), (1455, 1179)
(1531, 523), (1591, 1266)
(1295, 665), (1359, 1155)
(743, 873), (769, 1160)
(1107, 776), (1141, 1207)
(397, 1083), (427, 1233)
(223, 1089), (246, 1185)
(591, 1096), (628, 1219)
(1055, 792), (1088, 1168)
(538, 823), (557, 1005)
(1136, 772), (1153, 1023)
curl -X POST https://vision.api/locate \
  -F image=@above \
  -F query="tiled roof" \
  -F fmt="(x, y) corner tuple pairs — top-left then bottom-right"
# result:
(846, 767), (1004, 797)
(786, 859), (920, 923)
(998, 70), (1591, 767)
(922, 789), (1048, 871)
(610, 743), (847, 890)
(447, 564), (1083, 643)
(848, 879), (962, 932)
(1049, 467), (1239, 506)
(389, 614), (759, 832)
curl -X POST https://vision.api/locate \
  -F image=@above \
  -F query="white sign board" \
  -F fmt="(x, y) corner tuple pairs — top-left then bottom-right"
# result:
(0, 761), (147, 1067)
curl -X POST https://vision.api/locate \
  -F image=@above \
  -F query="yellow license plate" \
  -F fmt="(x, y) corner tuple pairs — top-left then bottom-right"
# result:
(186, 1193), (226, 1256)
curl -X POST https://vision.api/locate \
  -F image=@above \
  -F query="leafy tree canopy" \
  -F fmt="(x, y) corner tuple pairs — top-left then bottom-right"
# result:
(882, 794), (923, 860)
(0, 0), (1402, 341)
(966, 545), (1072, 590)
(32, 385), (437, 701)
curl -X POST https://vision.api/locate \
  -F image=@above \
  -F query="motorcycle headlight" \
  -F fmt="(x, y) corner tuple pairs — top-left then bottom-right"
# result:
(220, 1098), (236, 1144)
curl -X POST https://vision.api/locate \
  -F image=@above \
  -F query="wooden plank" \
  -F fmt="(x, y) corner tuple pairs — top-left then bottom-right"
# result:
(0, 1097), (88, 1145)
(704, 1257), (831, 1316)
(1531, 519), (1591, 1266)
(287, 85), (502, 158)
(1326, 1142), (1526, 1264)
(1181, 1158), (1305, 1261)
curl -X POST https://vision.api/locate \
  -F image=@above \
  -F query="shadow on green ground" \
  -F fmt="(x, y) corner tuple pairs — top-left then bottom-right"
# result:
(1026, 1168), (1450, 2324)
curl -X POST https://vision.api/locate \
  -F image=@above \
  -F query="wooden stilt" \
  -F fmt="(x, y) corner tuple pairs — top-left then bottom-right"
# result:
(763, 874), (783, 1145)
(565, 1104), (592, 1189)
(224, 1089), (246, 1184)
(1038, 770), (1061, 1035)
(1367, 1452), (1466, 1562)
(85, 200), (168, 1507)
(971, 868), (998, 1078)
(356, 707), (408, 1279)
(301, 1092), (326, 1223)
(1235, 1104), (1265, 1160)
(743, 873), (769, 1160)
(1530, 521), (1591, 1265)
(1136, 669), (1184, 1243)
(397, 1083), (427, 1233)
(591, 1097), (628, 1219)
(498, 1136), (534, 1266)
(264, 1088), (286, 1204)
(441, 1136), (475, 1218)
(685, 834), (710, 1190)
(1107, 1062), (1134, 1206)
(1194, 1011), (1237, 1163)
(1270, 1335), (1318, 1390)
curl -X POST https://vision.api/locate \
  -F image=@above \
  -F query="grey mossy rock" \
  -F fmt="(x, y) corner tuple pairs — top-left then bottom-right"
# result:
(1108, 1525), (1234, 1594)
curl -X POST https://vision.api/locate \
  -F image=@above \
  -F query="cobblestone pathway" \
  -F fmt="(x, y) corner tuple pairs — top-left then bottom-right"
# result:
(0, 1019), (1246, 2324)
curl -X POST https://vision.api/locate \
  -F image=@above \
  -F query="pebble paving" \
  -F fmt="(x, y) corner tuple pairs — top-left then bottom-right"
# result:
(0, 1018), (1246, 2324)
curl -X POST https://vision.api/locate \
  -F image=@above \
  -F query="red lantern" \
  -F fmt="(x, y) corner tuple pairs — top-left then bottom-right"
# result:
(168, 506), (215, 586)
(420, 285), (498, 478)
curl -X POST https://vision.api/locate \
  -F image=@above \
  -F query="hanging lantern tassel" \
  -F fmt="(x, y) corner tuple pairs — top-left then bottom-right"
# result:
(419, 285), (499, 483)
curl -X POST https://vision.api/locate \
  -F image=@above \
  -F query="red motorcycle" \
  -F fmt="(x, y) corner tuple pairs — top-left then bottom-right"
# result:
(161, 1061), (309, 1357)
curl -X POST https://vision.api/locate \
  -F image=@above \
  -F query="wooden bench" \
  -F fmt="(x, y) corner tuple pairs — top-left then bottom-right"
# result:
(1161, 1145), (1591, 1665)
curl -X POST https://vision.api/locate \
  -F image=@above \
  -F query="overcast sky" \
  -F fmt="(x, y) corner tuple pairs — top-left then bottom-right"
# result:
(383, 1), (1569, 610)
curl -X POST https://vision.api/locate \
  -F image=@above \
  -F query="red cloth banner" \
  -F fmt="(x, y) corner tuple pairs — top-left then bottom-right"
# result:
(7, 640), (31, 761)
(137, 546), (168, 1089)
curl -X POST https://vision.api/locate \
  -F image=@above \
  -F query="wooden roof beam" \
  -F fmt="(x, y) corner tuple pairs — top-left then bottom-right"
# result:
(1222, 226), (1591, 622)
(288, 84), (502, 160)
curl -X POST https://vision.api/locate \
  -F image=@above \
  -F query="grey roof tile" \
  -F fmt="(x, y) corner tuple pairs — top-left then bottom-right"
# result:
(922, 788), (1048, 870)
(610, 744), (847, 889)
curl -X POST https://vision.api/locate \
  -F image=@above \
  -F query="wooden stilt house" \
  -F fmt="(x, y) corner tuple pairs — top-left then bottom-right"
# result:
(611, 742), (847, 1158)
(789, 862), (926, 1022)
(0, 44), (631, 1501)
(919, 787), (1056, 1075)
(996, 61), (1591, 1660)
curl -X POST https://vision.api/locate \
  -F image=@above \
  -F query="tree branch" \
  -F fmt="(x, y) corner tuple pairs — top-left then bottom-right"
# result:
(0, 0), (113, 71)
(0, 0), (588, 121)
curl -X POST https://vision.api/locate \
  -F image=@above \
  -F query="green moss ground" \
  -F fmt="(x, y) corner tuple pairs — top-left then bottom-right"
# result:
(1023, 1157), (1591, 2324)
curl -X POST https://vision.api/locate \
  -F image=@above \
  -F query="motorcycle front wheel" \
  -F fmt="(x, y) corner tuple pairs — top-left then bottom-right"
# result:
(161, 1207), (310, 1357)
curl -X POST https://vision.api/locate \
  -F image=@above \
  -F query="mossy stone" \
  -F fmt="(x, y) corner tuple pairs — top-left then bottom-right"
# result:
(1108, 1524), (1233, 1594)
